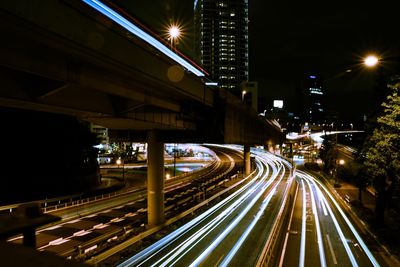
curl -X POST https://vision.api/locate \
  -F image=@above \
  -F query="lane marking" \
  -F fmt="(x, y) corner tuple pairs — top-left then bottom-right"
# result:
(278, 182), (299, 267)
(326, 234), (338, 265)
(214, 254), (225, 267)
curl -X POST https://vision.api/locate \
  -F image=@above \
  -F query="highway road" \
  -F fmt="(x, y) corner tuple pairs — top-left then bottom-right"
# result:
(279, 170), (380, 267)
(117, 149), (293, 266)
(6, 147), (243, 260)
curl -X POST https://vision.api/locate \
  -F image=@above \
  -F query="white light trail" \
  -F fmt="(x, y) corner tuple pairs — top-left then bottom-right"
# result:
(156, 172), (266, 267)
(307, 173), (380, 267)
(299, 179), (306, 267)
(119, 148), (286, 267)
(278, 182), (299, 267)
(218, 188), (276, 267)
(118, 154), (269, 267)
(158, 158), (279, 266)
(303, 177), (327, 267)
(81, 0), (205, 77)
(316, 185), (329, 216)
(189, 187), (277, 267)
(298, 172), (358, 266)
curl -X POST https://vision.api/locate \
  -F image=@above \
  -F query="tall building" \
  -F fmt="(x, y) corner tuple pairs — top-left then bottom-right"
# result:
(300, 75), (325, 128)
(194, 0), (249, 95)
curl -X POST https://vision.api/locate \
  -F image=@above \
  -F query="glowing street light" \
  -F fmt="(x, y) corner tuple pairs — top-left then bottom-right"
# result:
(242, 90), (247, 102)
(364, 55), (379, 67)
(168, 24), (181, 50)
(116, 158), (125, 183)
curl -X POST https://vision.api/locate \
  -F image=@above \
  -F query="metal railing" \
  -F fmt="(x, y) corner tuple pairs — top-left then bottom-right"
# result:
(0, 158), (217, 216)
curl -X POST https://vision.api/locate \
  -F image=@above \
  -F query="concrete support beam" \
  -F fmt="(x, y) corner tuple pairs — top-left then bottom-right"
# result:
(147, 130), (165, 227)
(244, 144), (251, 176)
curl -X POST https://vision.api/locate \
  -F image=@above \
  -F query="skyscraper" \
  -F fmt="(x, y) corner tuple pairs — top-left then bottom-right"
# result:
(194, 0), (249, 95)
(300, 75), (325, 127)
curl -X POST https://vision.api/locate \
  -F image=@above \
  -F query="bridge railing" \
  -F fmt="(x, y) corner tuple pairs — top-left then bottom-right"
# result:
(0, 157), (218, 217)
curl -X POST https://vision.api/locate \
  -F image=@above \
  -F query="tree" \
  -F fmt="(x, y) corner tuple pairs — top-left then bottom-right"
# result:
(319, 137), (337, 174)
(362, 75), (400, 224)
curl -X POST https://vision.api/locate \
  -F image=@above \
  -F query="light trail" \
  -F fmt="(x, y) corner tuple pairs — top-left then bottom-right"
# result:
(118, 154), (271, 266)
(317, 185), (329, 216)
(81, 0), (205, 77)
(156, 157), (279, 266)
(299, 179), (306, 267)
(306, 173), (380, 267)
(155, 164), (267, 267)
(118, 149), (288, 267)
(220, 158), (289, 267)
(219, 189), (275, 267)
(278, 182), (299, 267)
(298, 172), (357, 266)
(189, 186), (277, 267)
(303, 177), (327, 267)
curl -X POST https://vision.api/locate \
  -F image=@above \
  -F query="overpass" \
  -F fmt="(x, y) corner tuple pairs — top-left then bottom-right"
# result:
(0, 0), (282, 145)
(0, 0), (282, 226)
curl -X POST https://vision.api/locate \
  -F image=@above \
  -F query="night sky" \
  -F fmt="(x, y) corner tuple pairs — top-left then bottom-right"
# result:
(111, 0), (400, 121)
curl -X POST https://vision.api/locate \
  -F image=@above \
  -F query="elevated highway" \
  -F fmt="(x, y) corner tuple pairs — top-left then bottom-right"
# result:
(0, 0), (282, 227)
(0, 0), (282, 145)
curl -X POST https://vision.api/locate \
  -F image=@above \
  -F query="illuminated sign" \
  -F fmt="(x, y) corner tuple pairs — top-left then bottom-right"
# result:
(309, 88), (323, 95)
(273, 100), (283, 108)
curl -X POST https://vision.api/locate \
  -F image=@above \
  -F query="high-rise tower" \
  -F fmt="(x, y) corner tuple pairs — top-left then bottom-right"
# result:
(300, 75), (325, 126)
(194, 0), (249, 95)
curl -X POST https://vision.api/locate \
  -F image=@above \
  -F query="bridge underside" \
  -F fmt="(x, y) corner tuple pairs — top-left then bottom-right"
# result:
(0, 1), (282, 146)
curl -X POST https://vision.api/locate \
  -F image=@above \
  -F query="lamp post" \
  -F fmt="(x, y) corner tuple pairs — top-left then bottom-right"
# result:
(334, 158), (345, 187)
(116, 158), (124, 183)
(173, 143), (177, 177)
(242, 90), (247, 102)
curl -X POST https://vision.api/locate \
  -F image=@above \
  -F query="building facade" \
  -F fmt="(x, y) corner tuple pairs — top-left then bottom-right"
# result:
(194, 0), (249, 95)
(300, 75), (325, 128)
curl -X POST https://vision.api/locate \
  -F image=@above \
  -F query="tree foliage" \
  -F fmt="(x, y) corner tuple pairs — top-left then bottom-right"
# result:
(319, 136), (337, 173)
(363, 76), (400, 178)
(362, 75), (400, 223)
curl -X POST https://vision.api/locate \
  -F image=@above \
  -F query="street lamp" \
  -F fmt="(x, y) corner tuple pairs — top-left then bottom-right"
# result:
(116, 158), (124, 183)
(242, 90), (247, 102)
(364, 55), (379, 67)
(168, 24), (181, 50)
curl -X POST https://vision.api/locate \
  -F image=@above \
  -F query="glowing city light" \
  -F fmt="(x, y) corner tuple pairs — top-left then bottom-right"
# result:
(364, 55), (379, 67)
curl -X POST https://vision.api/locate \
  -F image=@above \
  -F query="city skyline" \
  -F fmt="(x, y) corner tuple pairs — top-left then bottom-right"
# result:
(0, 2), (398, 266)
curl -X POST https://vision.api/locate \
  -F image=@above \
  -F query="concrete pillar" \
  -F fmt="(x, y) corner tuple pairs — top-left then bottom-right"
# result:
(147, 130), (165, 227)
(244, 144), (251, 176)
(22, 228), (36, 248)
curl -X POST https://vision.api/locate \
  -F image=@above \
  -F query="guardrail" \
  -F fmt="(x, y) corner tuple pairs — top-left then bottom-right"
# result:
(0, 158), (217, 216)
(85, 154), (248, 265)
